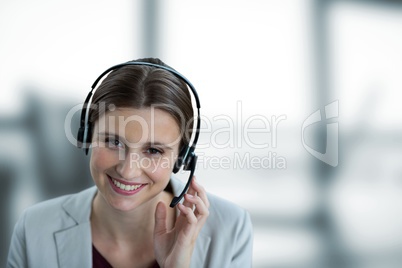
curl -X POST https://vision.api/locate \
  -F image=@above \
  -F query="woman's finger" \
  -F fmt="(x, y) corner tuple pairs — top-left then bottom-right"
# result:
(191, 178), (210, 208)
(183, 194), (209, 220)
(178, 203), (197, 225)
(182, 176), (197, 208)
(154, 202), (168, 236)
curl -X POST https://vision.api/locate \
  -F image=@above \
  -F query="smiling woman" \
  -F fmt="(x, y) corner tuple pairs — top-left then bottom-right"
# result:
(90, 108), (180, 212)
(7, 58), (253, 268)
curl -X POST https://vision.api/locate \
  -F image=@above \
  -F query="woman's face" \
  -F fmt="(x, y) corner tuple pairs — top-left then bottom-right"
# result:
(90, 107), (181, 211)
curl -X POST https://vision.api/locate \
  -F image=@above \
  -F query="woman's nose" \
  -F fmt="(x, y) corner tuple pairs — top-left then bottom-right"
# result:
(116, 152), (143, 179)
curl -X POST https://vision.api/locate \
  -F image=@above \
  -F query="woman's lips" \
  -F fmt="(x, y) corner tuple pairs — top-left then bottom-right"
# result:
(107, 175), (146, 195)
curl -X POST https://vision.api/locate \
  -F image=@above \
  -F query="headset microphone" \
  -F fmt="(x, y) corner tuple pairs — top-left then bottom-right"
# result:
(77, 61), (201, 208)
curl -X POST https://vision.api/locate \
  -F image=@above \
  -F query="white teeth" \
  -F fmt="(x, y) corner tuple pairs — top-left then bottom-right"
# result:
(112, 179), (141, 191)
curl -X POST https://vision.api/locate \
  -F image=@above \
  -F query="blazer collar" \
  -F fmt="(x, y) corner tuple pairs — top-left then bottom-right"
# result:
(62, 186), (97, 223)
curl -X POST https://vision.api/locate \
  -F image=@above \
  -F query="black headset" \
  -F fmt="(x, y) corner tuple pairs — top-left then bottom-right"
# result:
(77, 61), (201, 207)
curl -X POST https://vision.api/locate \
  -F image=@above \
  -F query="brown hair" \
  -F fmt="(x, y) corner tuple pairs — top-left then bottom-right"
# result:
(88, 58), (194, 151)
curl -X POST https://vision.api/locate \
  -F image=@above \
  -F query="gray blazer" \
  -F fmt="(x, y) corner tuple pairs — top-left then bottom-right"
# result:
(7, 178), (253, 268)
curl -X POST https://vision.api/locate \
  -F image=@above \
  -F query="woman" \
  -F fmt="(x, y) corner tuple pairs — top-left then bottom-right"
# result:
(7, 58), (253, 268)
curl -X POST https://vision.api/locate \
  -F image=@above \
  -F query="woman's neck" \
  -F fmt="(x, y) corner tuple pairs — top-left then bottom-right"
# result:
(90, 191), (174, 246)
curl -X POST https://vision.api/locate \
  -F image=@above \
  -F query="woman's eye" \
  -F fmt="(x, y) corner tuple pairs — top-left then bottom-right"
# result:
(146, 148), (163, 155)
(105, 138), (123, 148)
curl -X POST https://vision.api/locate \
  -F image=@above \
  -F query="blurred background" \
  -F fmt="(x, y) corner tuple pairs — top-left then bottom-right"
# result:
(1, 0), (402, 267)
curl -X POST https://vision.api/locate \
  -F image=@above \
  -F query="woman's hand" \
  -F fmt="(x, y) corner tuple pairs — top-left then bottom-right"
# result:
(153, 177), (210, 268)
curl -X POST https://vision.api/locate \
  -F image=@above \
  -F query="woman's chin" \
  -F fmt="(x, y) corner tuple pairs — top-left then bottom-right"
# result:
(104, 195), (142, 212)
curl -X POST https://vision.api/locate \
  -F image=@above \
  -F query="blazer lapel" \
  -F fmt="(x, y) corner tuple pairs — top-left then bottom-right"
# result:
(55, 187), (97, 268)
(55, 223), (92, 268)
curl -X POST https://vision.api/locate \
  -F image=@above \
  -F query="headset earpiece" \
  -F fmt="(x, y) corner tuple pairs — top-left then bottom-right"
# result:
(184, 151), (197, 171)
(77, 127), (85, 149)
(84, 124), (93, 155)
(77, 90), (94, 154)
(170, 149), (197, 208)
(77, 123), (92, 155)
(173, 146), (189, 173)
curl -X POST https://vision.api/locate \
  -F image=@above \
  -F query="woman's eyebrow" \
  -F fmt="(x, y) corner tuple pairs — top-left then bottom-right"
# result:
(144, 142), (174, 151)
(97, 132), (127, 141)
(97, 132), (119, 137)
